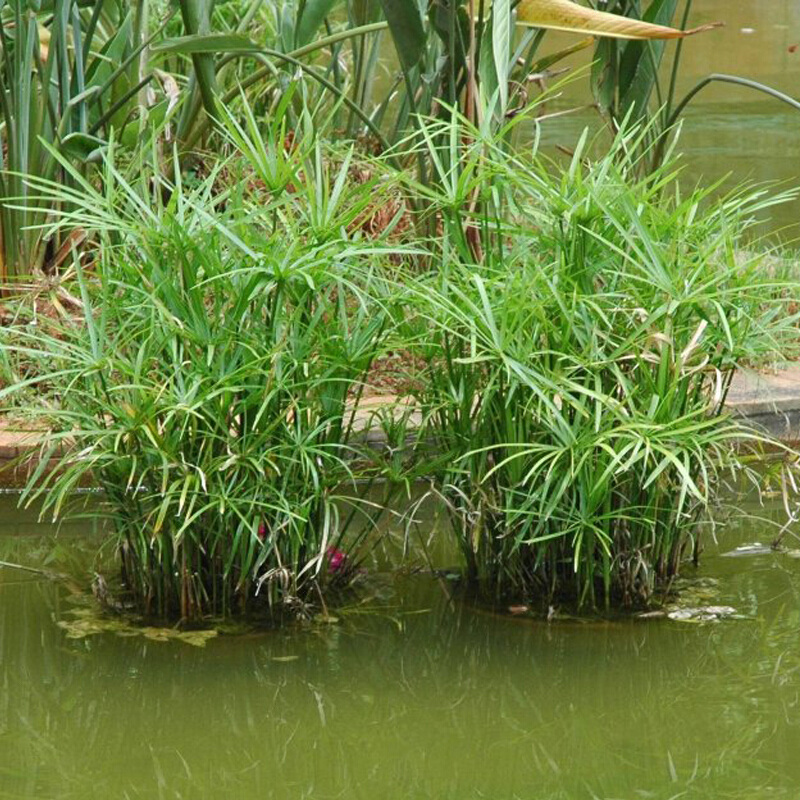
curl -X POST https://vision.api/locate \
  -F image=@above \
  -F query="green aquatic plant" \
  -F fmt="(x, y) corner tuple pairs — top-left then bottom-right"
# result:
(3, 87), (799, 619)
(369, 0), (716, 191)
(590, 0), (800, 170)
(2, 128), (404, 620)
(405, 112), (800, 607)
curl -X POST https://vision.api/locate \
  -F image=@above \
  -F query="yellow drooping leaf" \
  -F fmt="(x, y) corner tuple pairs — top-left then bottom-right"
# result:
(1, 23), (52, 61)
(516, 0), (721, 40)
(39, 25), (51, 61)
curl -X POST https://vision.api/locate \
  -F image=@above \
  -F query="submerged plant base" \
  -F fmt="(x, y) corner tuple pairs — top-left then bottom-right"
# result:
(56, 572), (372, 646)
(440, 490), (706, 611)
(460, 572), (749, 626)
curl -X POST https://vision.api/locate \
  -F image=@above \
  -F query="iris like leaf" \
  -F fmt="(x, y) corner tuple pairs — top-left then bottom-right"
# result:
(516, 0), (720, 40)
(378, 0), (426, 72)
(296, 0), (340, 46)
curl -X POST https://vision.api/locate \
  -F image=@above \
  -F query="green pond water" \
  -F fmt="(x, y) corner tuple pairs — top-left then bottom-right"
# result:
(2, 491), (800, 800)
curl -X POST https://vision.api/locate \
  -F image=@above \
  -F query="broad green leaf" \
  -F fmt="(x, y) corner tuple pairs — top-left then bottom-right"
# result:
(60, 132), (107, 162)
(478, 16), (500, 105)
(618, 0), (679, 115)
(591, 37), (618, 114)
(351, 0), (381, 26)
(85, 15), (133, 89)
(428, 1), (471, 89)
(378, 0), (426, 72)
(296, 0), (340, 46)
(517, 0), (719, 40)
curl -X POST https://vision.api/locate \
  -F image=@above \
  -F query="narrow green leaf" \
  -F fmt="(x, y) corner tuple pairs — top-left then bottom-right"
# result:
(492, 0), (511, 114)
(151, 34), (261, 55)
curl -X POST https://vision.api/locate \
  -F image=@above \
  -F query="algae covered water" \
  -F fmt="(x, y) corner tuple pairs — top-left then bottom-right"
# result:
(2, 495), (800, 800)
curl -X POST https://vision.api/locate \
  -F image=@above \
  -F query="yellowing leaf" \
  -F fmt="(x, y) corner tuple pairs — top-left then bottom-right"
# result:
(39, 25), (51, 61)
(516, 0), (720, 40)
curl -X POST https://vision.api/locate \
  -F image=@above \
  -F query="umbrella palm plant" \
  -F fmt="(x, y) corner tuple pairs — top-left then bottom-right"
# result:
(404, 110), (800, 607)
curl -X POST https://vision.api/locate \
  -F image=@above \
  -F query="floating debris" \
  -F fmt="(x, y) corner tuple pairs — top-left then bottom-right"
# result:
(722, 543), (800, 560)
(722, 543), (774, 558)
(636, 577), (742, 623)
(57, 608), (219, 647)
(667, 606), (739, 623)
(636, 610), (666, 620)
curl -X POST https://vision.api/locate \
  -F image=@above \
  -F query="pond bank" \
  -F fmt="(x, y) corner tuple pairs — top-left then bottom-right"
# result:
(2, 364), (799, 489)
(725, 364), (800, 441)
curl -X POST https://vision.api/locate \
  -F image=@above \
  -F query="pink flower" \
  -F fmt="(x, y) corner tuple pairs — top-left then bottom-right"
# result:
(257, 523), (267, 542)
(326, 546), (347, 574)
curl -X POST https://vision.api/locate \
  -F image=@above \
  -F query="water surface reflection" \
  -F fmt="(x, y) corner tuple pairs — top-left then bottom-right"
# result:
(1, 497), (800, 799)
